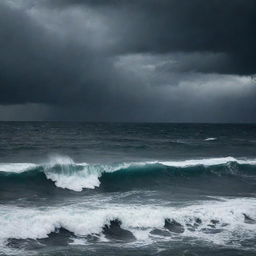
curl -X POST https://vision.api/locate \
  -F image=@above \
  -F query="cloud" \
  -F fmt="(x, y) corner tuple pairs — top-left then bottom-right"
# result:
(0, 0), (255, 122)
(47, 0), (256, 75)
(0, 1), (124, 106)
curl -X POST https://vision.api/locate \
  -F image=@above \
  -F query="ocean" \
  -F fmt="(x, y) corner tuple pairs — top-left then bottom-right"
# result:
(0, 122), (256, 256)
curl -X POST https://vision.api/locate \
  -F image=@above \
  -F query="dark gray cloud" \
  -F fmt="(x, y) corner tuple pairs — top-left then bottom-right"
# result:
(49, 0), (256, 75)
(0, 1), (129, 107)
(0, 0), (255, 122)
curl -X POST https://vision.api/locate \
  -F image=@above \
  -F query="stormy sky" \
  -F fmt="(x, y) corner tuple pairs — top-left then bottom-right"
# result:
(0, 0), (256, 122)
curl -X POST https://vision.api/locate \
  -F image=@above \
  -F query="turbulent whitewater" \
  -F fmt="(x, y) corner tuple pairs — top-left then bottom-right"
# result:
(0, 122), (256, 256)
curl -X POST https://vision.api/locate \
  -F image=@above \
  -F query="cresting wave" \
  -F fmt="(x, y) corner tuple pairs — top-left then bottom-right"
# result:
(1, 198), (256, 249)
(0, 156), (256, 191)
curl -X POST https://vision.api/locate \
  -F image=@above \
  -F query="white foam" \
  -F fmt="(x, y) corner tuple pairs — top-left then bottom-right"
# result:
(159, 157), (238, 167)
(0, 198), (255, 247)
(43, 155), (128, 191)
(44, 163), (131, 191)
(0, 163), (37, 173)
(236, 159), (256, 165)
(205, 137), (217, 141)
(45, 155), (100, 191)
(44, 166), (101, 191)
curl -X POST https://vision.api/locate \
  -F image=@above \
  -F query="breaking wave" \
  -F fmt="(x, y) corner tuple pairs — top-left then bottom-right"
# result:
(0, 156), (256, 192)
(1, 198), (256, 249)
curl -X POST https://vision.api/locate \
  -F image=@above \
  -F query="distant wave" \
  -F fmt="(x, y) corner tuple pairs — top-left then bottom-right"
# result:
(0, 156), (256, 192)
(204, 137), (217, 141)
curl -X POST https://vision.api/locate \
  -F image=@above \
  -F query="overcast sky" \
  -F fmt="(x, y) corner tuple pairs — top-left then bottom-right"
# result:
(0, 0), (255, 122)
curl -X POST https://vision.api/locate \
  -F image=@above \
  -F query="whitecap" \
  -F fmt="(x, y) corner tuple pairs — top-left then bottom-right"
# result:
(204, 137), (217, 141)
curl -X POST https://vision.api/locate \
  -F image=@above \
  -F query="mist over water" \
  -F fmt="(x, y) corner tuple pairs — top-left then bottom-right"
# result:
(0, 122), (256, 256)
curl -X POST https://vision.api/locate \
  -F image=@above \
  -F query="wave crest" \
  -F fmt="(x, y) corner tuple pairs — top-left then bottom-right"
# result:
(0, 156), (256, 191)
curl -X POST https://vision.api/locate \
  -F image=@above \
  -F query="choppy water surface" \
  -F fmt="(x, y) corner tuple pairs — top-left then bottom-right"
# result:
(0, 122), (256, 256)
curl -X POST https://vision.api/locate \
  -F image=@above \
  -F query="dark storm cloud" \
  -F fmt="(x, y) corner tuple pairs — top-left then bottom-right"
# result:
(0, 0), (255, 122)
(0, 1), (127, 107)
(0, 0), (159, 120)
(48, 0), (256, 75)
